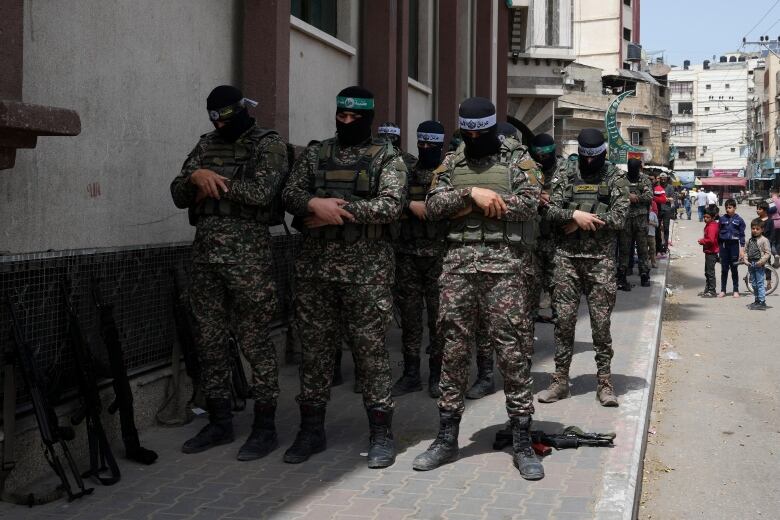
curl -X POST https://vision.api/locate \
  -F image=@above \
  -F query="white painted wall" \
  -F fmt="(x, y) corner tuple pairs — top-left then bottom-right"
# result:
(406, 82), (435, 151)
(1, 0), (239, 254)
(288, 19), (358, 147)
(573, 0), (621, 71)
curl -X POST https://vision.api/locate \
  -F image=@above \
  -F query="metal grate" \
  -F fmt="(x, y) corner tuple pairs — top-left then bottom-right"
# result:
(0, 234), (301, 415)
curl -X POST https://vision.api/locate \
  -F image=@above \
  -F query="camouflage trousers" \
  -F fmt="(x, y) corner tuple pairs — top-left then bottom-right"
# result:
(190, 262), (279, 403)
(438, 271), (535, 417)
(618, 215), (650, 276)
(551, 256), (616, 376)
(394, 254), (443, 360)
(295, 279), (394, 409)
(535, 237), (556, 298)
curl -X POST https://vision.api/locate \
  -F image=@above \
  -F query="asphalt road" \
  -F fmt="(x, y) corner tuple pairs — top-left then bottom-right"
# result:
(639, 207), (780, 519)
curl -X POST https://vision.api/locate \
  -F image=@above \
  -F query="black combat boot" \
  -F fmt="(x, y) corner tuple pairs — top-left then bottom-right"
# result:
(366, 408), (396, 468)
(331, 349), (344, 387)
(617, 273), (631, 292)
(466, 355), (495, 399)
(511, 416), (545, 481)
(412, 412), (460, 471)
(428, 357), (442, 398)
(236, 402), (278, 461)
(182, 397), (234, 454)
(640, 273), (651, 287)
(391, 355), (422, 396)
(283, 403), (327, 464)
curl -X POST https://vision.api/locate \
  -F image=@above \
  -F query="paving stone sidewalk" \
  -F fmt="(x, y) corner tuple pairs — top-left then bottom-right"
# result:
(1, 257), (668, 520)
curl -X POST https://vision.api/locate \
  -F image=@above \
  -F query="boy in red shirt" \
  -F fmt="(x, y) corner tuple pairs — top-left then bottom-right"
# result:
(697, 206), (720, 297)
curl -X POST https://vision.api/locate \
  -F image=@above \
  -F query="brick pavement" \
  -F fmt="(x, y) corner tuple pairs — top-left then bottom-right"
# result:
(0, 258), (668, 520)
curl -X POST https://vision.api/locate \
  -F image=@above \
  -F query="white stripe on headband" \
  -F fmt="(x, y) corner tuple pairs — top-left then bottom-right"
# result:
(378, 126), (401, 136)
(458, 114), (496, 130)
(417, 132), (445, 143)
(578, 143), (607, 157)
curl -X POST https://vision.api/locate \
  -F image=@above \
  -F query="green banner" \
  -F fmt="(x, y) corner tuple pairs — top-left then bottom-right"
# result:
(605, 90), (646, 164)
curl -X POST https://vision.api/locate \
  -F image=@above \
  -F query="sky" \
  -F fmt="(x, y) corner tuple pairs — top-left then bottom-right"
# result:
(642, 0), (780, 67)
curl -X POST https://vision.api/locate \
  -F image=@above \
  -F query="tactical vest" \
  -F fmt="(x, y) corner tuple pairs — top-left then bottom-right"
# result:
(446, 151), (537, 248)
(559, 158), (612, 238)
(627, 182), (639, 195)
(400, 168), (448, 241)
(305, 139), (394, 243)
(189, 128), (283, 226)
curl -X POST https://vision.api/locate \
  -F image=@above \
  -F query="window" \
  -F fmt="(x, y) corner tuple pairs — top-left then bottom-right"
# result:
(707, 129), (717, 133)
(704, 107), (711, 112)
(630, 131), (643, 146)
(725, 106), (729, 111)
(623, 28), (632, 41)
(509, 6), (529, 52)
(725, 84), (730, 89)
(706, 84), (712, 89)
(677, 147), (696, 160)
(672, 124), (693, 136)
(545, 0), (559, 46)
(624, 0), (631, 5)
(408, 0), (419, 80)
(731, 147), (737, 152)
(677, 102), (693, 115)
(291, 0), (337, 36)
(670, 81), (693, 94)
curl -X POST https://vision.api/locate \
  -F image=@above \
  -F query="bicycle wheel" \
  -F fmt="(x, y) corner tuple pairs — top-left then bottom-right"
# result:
(766, 265), (778, 295)
(740, 263), (754, 295)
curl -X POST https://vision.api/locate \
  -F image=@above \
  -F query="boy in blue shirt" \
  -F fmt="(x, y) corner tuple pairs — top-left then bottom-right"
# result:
(718, 199), (746, 298)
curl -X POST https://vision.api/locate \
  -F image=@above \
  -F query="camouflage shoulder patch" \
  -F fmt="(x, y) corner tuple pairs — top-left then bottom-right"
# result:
(519, 159), (537, 170)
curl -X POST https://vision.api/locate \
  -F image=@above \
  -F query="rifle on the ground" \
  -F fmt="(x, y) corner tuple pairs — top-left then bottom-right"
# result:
(91, 279), (158, 465)
(493, 424), (616, 456)
(2, 295), (93, 505)
(61, 281), (121, 486)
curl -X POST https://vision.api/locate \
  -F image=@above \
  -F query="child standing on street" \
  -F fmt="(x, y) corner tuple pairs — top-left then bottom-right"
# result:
(648, 200), (659, 268)
(756, 201), (775, 290)
(745, 218), (772, 310)
(697, 207), (719, 297)
(718, 199), (746, 298)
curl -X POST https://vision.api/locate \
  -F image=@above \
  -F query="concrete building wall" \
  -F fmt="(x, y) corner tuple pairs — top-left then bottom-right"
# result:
(573, 0), (622, 71)
(696, 64), (748, 171)
(407, 82), (435, 151)
(0, 0), (240, 254)
(288, 16), (359, 147)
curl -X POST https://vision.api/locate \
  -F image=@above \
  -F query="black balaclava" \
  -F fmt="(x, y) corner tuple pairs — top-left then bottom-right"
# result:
(496, 122), (519, 143)
(627, 158), (642, 182)
(458, 97), (500, 159)
(378, 121), (401, 148)
(530, 133), (558, 173)
(336, 86), (375, 146)
(577, 128), (607, 177)
(207, 85), (254, 143)
(416, 120), (446, 169)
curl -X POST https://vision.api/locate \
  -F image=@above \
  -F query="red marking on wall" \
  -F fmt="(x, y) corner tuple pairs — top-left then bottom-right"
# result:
(87, 182), (101, 198)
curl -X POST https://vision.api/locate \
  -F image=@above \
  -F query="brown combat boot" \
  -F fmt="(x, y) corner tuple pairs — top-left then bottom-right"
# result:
(597, 374), (619, 407)
(537, 372), (570, 403)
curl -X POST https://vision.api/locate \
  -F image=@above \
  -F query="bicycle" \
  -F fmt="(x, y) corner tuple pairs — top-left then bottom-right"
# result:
(734, 261), (779, 296)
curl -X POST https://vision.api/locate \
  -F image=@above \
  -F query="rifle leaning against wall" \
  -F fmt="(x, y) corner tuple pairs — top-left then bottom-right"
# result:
(91, 279), (158, 465)
(1, 294), (93, 505)
(61, 280), (120, 486)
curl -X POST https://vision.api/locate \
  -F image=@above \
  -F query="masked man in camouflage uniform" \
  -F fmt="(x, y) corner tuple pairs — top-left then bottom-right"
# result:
(170, 85), (287, 460)
(538, 128), (629, 407)
(378, 121), (417, 170)
(530, 133), (563, 324)
(464, 121), (523, 400)
(282, 86), (407, 469)
(412, 98), (544, 480)
(392, 121), (449, 398)
(617, 158), (652, 290)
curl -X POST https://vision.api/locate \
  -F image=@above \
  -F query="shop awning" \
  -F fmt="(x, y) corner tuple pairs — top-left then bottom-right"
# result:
(604, 69), (662, 87)
(700, 177), (747, 187)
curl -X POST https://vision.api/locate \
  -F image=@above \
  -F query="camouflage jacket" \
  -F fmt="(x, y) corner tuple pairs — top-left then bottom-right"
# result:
(626, 172), (653, 219)
(170, 124), (288, 264)
(426, 146), (542, 274)
(546, 156), (630, 258)
(395, 161), (448, 257)
(282, 136), (407, 285)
